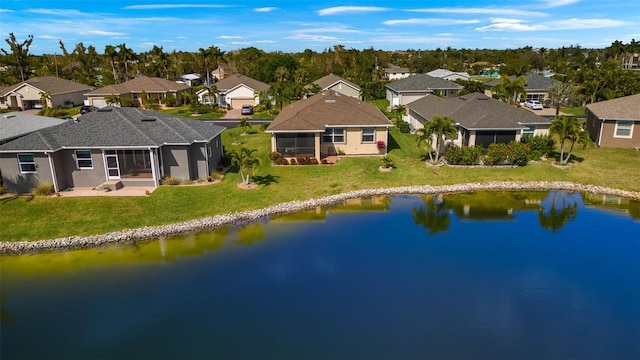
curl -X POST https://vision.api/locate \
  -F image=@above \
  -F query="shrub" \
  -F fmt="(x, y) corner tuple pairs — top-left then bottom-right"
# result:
(0, 184), (5, 195)
(309, 157), (319, 165)
(483, 142), (530, 166)
(281, 158), (290, 165)
(289, 158), (297, 165)
(120, 98), (134, 107)
(160, 176), (181, 185)
(521, 135), (554, 159)
(269, 151), (283, 165)
(484, 143), (509, 165)
(380, 156), (395, 168)
(296, 156), (307, 165)
(445, 145), (483, 165)
(162, 94), (177, 107)
(259, 122), (270, 132)
(509, 141), (530, 166)
(396, 121), (410, 133)
(220, 153), (232, 167)
(33, 183), (54, 196)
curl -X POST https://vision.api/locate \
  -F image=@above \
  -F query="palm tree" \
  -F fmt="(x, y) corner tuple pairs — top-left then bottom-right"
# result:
(39, 91), (51, 109)
(230, 147), (261, 185)
(104, 45), (119, 83)
(199, 45), (225, 86)
(105, 94), (121, 107)
(416, 115), (457, 164)
(538, 191), (578, 231)
(117, 43), (137, 81)
(238, 118), (251, 134)
(549, 115), (589, 164)
(492, 75), (527, 104)
(412, 195), (451, 235)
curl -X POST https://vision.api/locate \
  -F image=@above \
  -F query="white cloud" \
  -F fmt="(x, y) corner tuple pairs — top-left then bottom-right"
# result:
(476, 18), (547, 31)
(27, 8), (84, 16)
(546, 18), (631, 30)
(37, 35), (58, 39)
(286, 33), (340, 42)
(218, 35), (243, 39)
(256, 40), (277, 44)
(124, 4), (231, 10)
(81, 30), (126, 36)
(408, 7), (547, 17)
(318, 6), (388, 16)
(538, 0), (580, 8)
(255, 7), (277, 12)
(0, 8), (14, 13)
(384, 18), (480, 26)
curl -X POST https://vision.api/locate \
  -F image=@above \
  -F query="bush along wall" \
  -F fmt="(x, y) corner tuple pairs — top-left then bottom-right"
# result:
(445, 141), (531, 166)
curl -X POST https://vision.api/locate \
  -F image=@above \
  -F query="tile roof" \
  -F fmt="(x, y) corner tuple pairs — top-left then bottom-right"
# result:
(0, 112), (67, 143)
(386, 74), (463, 92)
(484, 72), (560, 91)
(214, 74), (270, 92)
(0, 107), (226, 152)
(310, 73), (360, 91)
(407, 92), (546, 130)
(266, 91), (392, 132)
(0, 76), (93, 95)
(586, 93), (640, 120)
(85, 76), (190, 95)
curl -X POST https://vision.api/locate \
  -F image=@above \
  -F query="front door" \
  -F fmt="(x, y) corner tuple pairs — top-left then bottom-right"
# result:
(105, 153), (120, 180)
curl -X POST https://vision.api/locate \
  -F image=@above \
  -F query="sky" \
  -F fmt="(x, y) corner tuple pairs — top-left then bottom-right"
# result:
(0, 0), (638, 55)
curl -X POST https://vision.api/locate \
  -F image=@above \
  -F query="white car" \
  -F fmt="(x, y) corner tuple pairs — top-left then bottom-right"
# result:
(525, 100), (543, 110)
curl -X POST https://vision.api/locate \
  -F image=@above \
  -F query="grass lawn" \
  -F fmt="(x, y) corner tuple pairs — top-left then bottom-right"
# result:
(1, 127), (639, 242)
(158, 105), (225, 119)
(561, 107), (587, 116)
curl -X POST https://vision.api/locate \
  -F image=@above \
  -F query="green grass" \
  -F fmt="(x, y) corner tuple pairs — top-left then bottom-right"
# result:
(1, 127), (639, 242)
(561, 107), (587, 116)
(158, 105), (225, 119)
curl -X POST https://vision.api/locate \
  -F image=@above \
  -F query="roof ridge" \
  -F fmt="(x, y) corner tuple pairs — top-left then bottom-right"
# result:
(118, 109), (158, 144)
(35, 130), (54, 150)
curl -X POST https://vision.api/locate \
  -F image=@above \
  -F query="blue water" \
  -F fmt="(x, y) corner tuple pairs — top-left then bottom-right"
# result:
(1, 191), (639, 359)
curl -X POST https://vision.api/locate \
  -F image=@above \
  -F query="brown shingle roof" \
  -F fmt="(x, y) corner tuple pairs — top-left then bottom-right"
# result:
(86, 76), (189, 95)
(266, 91), (392, 132)
(586, 94), (640, 121)
(2, 76), (92, 95)
(311, 73), (360, 91)
(214, 74), (270, 92)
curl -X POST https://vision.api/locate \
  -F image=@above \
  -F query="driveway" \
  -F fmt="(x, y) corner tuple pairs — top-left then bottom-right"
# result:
(222, 108), (242, 119)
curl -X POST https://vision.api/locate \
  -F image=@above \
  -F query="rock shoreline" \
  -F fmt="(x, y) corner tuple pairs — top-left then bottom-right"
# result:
(2, 181), (638, 255)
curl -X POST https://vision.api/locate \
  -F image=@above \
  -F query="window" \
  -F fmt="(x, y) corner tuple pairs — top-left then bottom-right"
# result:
(614, 121), (633, 138)
(522, 126), (535, 136)
(322, 128), (345, 143)
(207, 145), (212, 157)
(17, 154), (36, 173)
(362, 128), (375, 143)
(75, 150), (93, 169)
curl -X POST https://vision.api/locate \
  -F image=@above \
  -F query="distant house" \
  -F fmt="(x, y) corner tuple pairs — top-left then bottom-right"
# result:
(484, 72), (561, 103)
(0, 107), (226, 193)
(0, 112), (67, 145)
(305, 73), (361, 98)
(384, 64), (415, 80)
(426, 69), (471, 82)
(0, 76), (93, 110)
(386, 74), (463, 108)
(585, 94), (640, 148)
(213, 74), (270, 109)
(265, 91), (392, 159)
(177, 73), (203, 87)
(212, 66), (228, 81)
(404, 93), (555, 149)
(85, 76), (190, 108)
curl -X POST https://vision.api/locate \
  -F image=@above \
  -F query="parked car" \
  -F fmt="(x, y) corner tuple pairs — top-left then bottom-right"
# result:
(524, 100), (543, 110)
(80, 105), (97, 115)
(241, 104), (254, 115)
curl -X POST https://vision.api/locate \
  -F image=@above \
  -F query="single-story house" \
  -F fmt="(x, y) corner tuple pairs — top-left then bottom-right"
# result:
(386, 74), (463, 109)
(212, 66), (228, 81)
(585, 93), (640, 148)
(211, 74), (270, 109)
(177, 73), (203, 87)
(484, 72), (561, 103)
(0, 112), (68, 145)
(305, 73), (361, 98)
(426, 69), (471, 82)
(384, 64), (415, 80)
(0, 107), (226, 193)
(0, 76), (93, 110)
(265, 91), (392, 159)
(196, 87), (216, 105)
(84, 76), (191, 108)
(405, 92), (555, 149)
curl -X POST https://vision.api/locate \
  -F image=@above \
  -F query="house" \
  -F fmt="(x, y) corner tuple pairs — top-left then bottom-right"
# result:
(196, 87), (216, 105)
(210, 74), (270, 109)
(212, 66), (228, 81)
(484, 72), (561, 103)
(0, 76), (93, 110)
(386, 74), (463, 108)
(0, 107), (226, 193)
(404, 93), (555, 149)
(84, 76), (191, 108)
(384, 64), (415, 80)
(265, 91), (392, 159)
(426, 69), (471, 82)
(585, 94), (640, 148)
(305, 73), (361, 98)
(177, 73), (203, 87)
(0, 112), (68, 145)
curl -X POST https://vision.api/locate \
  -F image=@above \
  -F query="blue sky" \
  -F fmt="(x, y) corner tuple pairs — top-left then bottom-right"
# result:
(0, 0), (638, 55)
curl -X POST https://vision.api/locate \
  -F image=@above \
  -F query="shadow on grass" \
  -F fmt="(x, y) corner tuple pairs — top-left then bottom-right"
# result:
(387, 131), (402, 152)
(252, 174), (280, 186)
(549, 151), (585, 163)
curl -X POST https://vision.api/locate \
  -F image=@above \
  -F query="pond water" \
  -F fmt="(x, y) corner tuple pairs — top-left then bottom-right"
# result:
(1, 191), (639, 359)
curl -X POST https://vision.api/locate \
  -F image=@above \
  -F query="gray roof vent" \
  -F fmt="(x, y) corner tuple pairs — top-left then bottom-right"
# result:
(97, 108), (112, 112)
(3, 114), (16, 118)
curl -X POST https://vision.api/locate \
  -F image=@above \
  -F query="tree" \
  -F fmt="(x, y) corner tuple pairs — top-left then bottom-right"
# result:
(412, 195), (451, 235)
(492, 75), (527, 104)
(39, 91), (51, 109)
(546, 82), (576, 116)
(199, 45), (225, 86)
(104, 45), (119, 83)
(105, 94), (121, 106)
(1, 33), (34, 82)
(230, 147), (261, 185)
(538, 191), (578, 231)
(117, 43), (137, 81)
(415, 115), (457, 164)
(238, 118), (252, 134)
(549, 115), (589, 164)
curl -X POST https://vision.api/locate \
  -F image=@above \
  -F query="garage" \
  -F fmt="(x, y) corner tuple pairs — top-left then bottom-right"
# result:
(91, 98), (108, 108)
(229, 98), (254, 109)
(475, 131), (516, 148)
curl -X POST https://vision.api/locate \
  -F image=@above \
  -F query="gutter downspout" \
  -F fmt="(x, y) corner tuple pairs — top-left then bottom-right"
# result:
(45, 152), (59, 193)
(149, 147), (160, 187)
(598, 118), (604, 147)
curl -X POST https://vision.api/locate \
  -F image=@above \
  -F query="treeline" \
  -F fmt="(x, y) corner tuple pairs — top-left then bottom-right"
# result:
(1, 33), (639, 104)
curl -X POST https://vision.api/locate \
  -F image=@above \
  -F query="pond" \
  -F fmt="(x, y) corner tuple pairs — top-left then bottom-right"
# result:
(1, 191), (639, 359)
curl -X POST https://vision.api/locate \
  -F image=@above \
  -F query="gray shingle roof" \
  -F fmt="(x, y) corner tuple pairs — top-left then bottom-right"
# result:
(386, 74), (463, 92)
(0, 107), (226, 152)
(0, 112), (67, 143)
(484, 72), (561, 91)
(214, 74), (270, 92)
(266, 91), (392, 132)
(85, 76), (190, 95)
(586, 93), (640, 120)
(1, 76), (93, 96)
(407, 92), (546, 130)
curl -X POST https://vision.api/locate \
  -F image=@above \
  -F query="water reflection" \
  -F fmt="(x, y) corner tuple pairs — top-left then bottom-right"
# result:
(412, 194), (451, 234)
(538, 191), (578, 232)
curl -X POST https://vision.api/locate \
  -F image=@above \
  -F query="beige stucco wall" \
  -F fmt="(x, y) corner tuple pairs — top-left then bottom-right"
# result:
(327, 83), (360, 98)
(321, 128), (387, 156)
